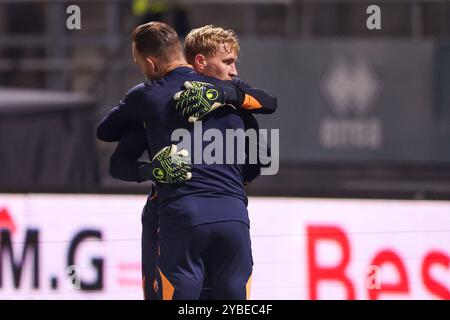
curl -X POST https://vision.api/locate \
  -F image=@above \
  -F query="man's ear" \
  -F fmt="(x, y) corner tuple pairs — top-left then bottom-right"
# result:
(145, 56), (157, 72)
(194, 54), (207, 71)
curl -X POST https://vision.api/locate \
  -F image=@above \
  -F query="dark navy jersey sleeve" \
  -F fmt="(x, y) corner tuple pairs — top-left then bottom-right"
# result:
(109, 128), (152, 183)
(238, 109), (272, 184)
(97, 84), (147, 142)
(230, 78), (278, 114)
(240, 110), (261, 184)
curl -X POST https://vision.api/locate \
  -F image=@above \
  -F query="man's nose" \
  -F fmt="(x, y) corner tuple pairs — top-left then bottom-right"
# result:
(229, 64), (238, 77)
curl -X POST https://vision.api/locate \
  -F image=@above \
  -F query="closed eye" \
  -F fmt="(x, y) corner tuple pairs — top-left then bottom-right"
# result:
(223, 59), (236, 65)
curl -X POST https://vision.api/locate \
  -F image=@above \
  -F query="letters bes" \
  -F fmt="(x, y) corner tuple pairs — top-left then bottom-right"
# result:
(307, 225), (450, 300)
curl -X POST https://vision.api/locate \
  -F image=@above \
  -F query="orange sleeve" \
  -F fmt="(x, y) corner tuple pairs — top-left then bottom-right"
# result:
(242, 94), (263, 110)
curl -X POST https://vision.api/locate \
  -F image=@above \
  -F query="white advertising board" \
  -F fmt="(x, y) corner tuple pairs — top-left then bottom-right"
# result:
(0, 195), (449, 300)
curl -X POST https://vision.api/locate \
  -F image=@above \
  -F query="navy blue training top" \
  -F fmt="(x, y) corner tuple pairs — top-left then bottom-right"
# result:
(98, 67), (276, 234)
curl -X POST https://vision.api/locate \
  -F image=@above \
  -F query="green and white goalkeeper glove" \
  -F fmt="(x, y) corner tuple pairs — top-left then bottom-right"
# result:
(150, 144), (192, 184)
(173, 81), (227, 123)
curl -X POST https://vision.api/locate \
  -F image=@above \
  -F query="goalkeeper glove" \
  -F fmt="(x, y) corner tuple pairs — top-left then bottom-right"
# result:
(174, 81), (230, 123)
(149, 144), (192, 184)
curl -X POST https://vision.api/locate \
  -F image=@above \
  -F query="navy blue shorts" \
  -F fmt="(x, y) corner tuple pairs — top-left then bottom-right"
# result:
(156, 221), (253, 300)
(141, 189), (160, 300)
(141, 188), (213, 300)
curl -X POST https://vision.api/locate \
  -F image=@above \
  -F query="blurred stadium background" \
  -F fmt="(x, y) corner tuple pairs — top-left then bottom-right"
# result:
(0, 0), (450, 300)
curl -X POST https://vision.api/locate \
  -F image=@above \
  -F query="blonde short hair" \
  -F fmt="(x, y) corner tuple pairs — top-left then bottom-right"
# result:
(184, 25), (240, 64)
